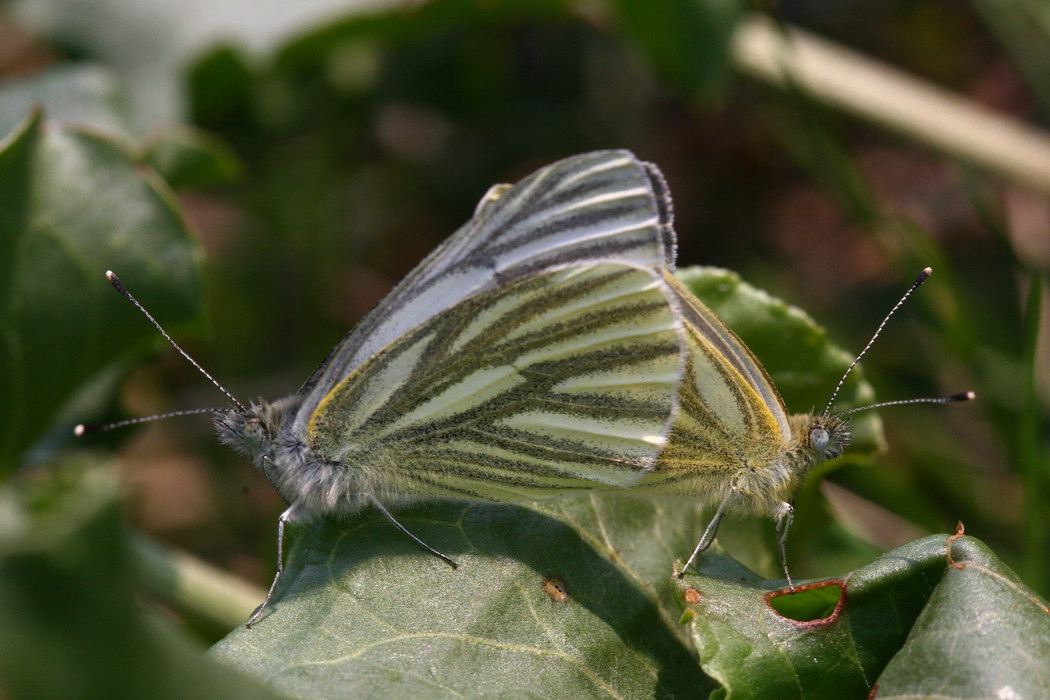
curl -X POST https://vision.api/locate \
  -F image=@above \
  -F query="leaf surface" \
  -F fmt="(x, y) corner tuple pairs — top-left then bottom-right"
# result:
(675, 532), (1050, 699)
(210, 267), (882, 697)
(214, 496), (716, 698)
(0, 111), (200, 470)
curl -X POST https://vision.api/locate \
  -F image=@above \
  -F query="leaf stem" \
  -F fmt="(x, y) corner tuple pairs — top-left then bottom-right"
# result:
(129, 534), (264, 630)
(732, 15), (1050, 196)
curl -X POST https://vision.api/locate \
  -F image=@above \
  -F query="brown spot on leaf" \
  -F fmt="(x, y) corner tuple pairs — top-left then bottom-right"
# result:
(683, 587), (701, 604)
(947, 521), (967, 569)
(541, 577), (569, 603)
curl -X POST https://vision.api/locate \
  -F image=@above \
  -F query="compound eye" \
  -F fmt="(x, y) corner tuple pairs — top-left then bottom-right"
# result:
(810, 427), (830, 452)
(244, 418), (267, 442)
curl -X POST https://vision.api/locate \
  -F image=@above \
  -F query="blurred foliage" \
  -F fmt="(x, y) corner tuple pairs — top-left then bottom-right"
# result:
(0, 461), (281, 699)
(1, 0), (1048, 697)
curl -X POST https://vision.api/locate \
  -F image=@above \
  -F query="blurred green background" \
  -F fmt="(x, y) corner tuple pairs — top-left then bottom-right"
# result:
(1, 0), (1047, 649)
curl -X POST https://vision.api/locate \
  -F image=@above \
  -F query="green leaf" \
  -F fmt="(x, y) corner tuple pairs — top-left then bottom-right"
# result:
(143, 125), (243, 189)
(0, 111), (201, 470)
(0, 461), (283, 699)
(211, 509), (1049, 698)
(875, 535), (1050, 699)
(675, 532), (1050, 699)
(212, 495), (716, 697)
(0, 66), (240, 190)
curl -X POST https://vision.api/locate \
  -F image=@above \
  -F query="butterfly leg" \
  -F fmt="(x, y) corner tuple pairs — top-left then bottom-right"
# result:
(679, 490), (733, 577)
(246, 501), (299, 628)
(775, 499), (796, 589)
(370, 495), (458, 569)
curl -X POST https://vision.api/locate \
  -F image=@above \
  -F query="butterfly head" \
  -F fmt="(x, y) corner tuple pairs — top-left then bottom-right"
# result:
(806, 415), (850, 461)
(214, 400), (290, 465)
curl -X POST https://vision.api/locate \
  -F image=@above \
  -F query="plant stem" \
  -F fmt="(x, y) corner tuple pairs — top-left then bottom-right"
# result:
(732, 15), (1050, 196)
(129, 534), (264, 630)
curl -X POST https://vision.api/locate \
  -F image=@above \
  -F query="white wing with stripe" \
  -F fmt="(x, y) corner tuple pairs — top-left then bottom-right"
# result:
(293, 150), (676, 436)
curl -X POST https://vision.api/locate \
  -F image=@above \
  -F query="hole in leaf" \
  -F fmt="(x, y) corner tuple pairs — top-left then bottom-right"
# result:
(766, 580), (845, 625)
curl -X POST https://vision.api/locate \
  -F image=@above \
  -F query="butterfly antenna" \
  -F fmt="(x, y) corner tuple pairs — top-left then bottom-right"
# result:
(101, 271), (247, 413)
(822, 267), (932, 418)
(74, 408), (221, 436)
(835, 391), (975, 418)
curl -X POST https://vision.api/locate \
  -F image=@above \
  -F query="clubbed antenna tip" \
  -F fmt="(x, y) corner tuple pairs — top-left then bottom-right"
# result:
(105, 270), (246, 414)
(73, 408), (220, 436)
(835, 390), (976, 418)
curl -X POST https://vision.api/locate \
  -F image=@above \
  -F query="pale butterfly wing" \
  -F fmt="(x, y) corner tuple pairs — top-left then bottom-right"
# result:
(665, 271), (790, 440)
(639, 272), (802, 516)
(292, 150), (676, 438)
(296, 263), (684, 508)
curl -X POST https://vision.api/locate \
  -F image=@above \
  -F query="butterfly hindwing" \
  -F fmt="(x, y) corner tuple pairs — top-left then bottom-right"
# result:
(668, 273), (790, 439)
(305, 263), (685, 502)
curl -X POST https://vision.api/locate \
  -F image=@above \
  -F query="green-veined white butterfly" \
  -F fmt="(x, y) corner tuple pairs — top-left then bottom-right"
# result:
(81, 150), (971, 625)
(639, 268), (971, 582)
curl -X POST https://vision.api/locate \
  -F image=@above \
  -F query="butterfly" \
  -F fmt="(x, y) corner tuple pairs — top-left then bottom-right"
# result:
(90, 151), (693, 624)
(642, 266), (973, 583)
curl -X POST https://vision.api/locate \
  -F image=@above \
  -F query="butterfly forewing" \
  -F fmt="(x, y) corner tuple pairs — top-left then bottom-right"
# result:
(306, 263), (685, 503)
(294, 150), (676, 436)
